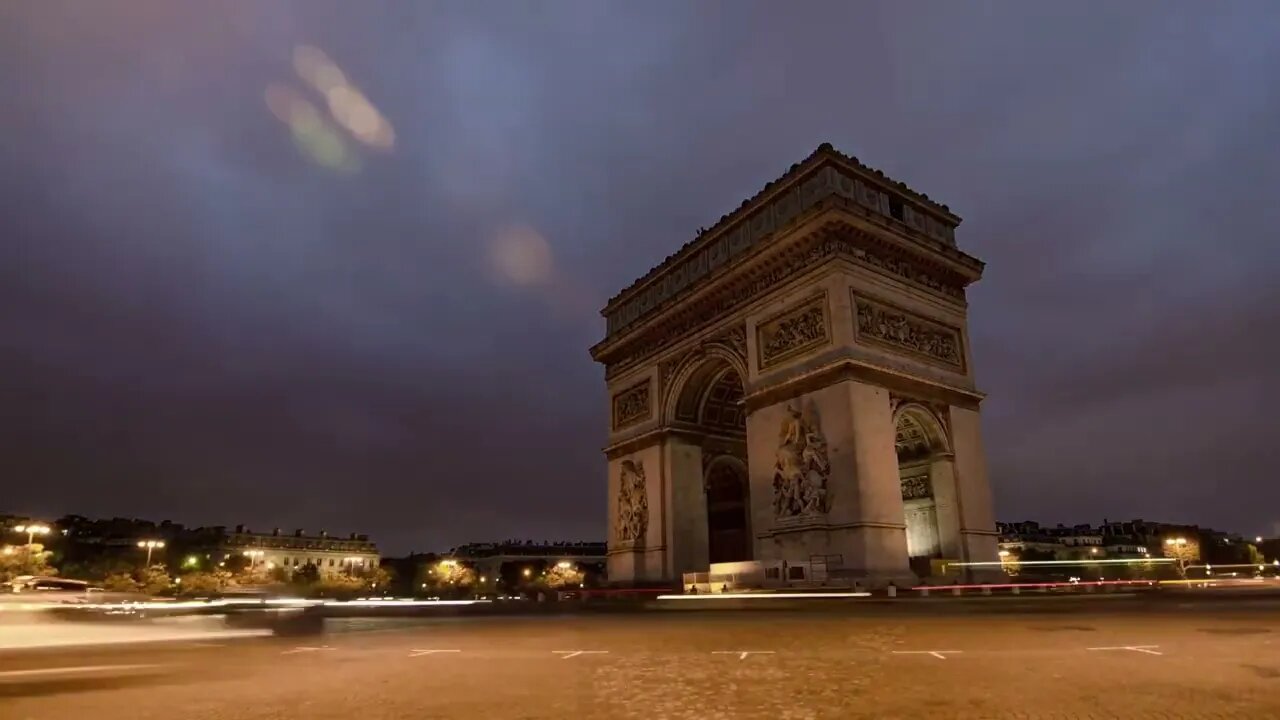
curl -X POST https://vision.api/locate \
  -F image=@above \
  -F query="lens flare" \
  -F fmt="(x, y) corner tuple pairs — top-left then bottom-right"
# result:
(264, 83), (360, 173)
(326, 85), (395, 150)
(489, 225), (554, 286)
(292, 45), (348, 95)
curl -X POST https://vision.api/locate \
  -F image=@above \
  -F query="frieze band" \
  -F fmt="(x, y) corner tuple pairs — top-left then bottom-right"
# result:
(853, 293), (965, 372)
(611, 381), (651, 430)
(600, 227), (965, 379)
(756, 294), (830, 370)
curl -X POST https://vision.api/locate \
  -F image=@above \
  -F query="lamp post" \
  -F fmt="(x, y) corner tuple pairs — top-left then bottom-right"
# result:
(137, 539), (166, 566)
(14, 524), (50, 547)
(243, 549), (265, 569)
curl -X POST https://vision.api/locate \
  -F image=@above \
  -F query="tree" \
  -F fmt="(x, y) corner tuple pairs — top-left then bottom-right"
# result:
(543, 563), (585, 590)
(102, 572), (140, 593)
(178, 570), (231, 596)
(137, 565), (173, 595)
(292, 563), (321, 585)
(420, 561), (477, 598)
(223, 554), (251, 575)
(365, 566), (393, 593)
(0, 543), (55, 583)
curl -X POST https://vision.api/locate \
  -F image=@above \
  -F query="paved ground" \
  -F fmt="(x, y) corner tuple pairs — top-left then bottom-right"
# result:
(3, 598), (1280, 719)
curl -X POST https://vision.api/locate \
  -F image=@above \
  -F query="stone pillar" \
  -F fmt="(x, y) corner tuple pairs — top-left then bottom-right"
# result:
(948, 406), (999, 565)
(664, 436), (708, 582)
(606, 444), (669, 585)
(929, 455), (963, 561)
(842, 381), (915, 584)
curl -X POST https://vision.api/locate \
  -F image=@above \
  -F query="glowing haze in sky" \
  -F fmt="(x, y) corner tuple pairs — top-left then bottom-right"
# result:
(2, 1), (1278, 551)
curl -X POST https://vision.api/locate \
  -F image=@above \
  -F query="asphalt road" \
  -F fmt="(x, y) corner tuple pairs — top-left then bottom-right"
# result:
(3, 599), (1280, 719)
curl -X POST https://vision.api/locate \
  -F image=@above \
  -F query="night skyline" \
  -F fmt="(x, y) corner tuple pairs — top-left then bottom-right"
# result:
(3, 2), (1279, 553)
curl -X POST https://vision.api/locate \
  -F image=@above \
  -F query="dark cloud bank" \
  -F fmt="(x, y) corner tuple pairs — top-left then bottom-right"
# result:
(2, 1), (1277, 551)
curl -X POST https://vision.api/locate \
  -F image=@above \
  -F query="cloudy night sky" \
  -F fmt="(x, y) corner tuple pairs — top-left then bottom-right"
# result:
(2, 1), (1278, 553)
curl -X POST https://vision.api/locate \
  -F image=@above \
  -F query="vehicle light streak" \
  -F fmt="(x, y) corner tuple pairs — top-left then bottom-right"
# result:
(657, 592), (871, 600)
(949, 558), (1176, 567)
(911, 580), (1156, 591)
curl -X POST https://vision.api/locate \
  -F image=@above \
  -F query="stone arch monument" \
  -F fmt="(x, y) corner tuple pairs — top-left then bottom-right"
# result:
(590, 144), (998, 587)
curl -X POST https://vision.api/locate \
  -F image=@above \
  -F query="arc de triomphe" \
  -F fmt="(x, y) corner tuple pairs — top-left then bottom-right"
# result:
(590, 144), (998, 587)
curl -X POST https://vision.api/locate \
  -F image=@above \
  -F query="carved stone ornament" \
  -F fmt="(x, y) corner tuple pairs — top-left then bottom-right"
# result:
(854, 295), (964, 371)
(615, 459), (648, 544)
(895, 415), (932, 458)
(600, 230), (965, 379)
(602, 150), (965, 339)
(772, 405), (831, 519)
(757, 295), (829, 370)
(710, 324), (748, 362)
(901, 474), (932, 501)
(612, 381), (651, 430)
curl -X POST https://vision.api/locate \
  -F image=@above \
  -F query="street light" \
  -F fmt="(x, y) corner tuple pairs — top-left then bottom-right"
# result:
(14, 524), (50, 546)
(1166, 537), (1189, 577)
(137, 539), (166, 566)
(243, 549), (265, 568)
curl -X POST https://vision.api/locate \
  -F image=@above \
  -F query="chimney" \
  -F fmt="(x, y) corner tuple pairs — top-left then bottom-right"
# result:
(234, 524), (246, 534)
(319, 530), (328, 538)
(349, 532), (357, 540)
(272, 528), (281, 536)
(294, 529), (305, 537)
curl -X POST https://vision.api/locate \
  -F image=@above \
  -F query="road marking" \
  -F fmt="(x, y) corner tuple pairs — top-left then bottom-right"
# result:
(712, 651), (776, 660)
(553, 650), (608, 660)
(0, 664), (165, 679)
(892, 650), (962, 660)
(1087, 645), (1163, 656)
(281, 645), (332, 655)
(409, 649), (461, 657)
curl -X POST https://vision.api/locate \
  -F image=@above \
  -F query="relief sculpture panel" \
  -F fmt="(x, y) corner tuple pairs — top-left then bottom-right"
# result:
(615, 459), (648, 545)
(772, 405), (831, 519)
(901, 474), (932, 501)
(853, 293), (964, 371)
(756, 294), (830, 370)
(611, 381), (651, 430)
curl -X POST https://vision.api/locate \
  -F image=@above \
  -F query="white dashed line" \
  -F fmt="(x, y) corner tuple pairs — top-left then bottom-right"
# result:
(712, 651), (776, 660)
(408, 649), (461, 657)
(1087, 645), (1163, 656)
(0, 664), (166, 679)
(553, 650), (608, 660)
(281, 646), (332, 655)
(892, 650), (962, 660)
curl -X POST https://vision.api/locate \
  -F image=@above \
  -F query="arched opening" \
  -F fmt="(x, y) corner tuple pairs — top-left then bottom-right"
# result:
(895, 407), (949, 578)
(672, 358), (752, 566)
(705, 458), (749, 564)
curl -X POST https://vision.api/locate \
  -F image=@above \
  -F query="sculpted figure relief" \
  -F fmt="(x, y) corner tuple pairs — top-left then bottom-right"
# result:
(615, 459), (648, 544)
(772, 405), (831, 519)
(855, 299), (962, 369)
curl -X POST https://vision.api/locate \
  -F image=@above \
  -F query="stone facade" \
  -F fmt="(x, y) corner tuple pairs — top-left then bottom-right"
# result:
(591, 144), (998, 587)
